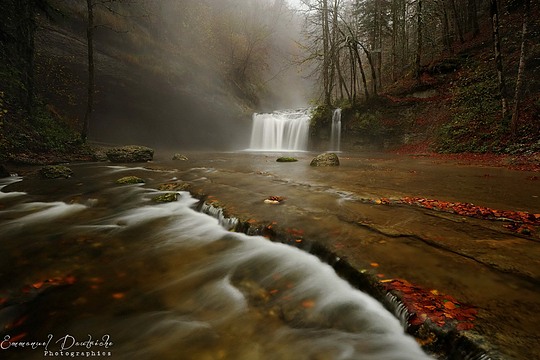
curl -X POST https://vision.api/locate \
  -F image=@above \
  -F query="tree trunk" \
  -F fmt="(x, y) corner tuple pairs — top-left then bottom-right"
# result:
(415, 0), (422, 80)
(490, 0), (508, 121)
(442, 2), (452, 53)
(15, 0), (36, 116)
(82, 0), (94, 142)
(468, 0), (479, 37)
(358, 42), (377, 96)
(510, 0), (530, 135)
(450, 0), (464, 43)
(322, 0), (332, 106)
(391, 0), (398, 82)
(353, 43), (370, 100)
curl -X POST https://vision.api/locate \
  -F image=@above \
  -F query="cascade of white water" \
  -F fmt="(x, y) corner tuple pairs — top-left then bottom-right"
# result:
(330, 108), (342, 152)
(249, 109), (310, 151)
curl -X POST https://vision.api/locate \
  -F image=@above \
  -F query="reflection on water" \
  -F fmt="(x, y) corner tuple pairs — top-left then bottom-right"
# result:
(0, 167), (431, 360)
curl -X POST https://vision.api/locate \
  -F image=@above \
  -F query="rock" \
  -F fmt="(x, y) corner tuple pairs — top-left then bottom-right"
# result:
(310, 153), (340, 167)
(264, 195), (285, 204)
(40, 165), (74, 179)
(0, 164), (10, 178)
(153, 192), (178, 203)
(93, 150), (109, 162)
(276, 157), (298, 162)
(116, 176), (145, 185)
(106, 145), (154, 163)
(172, 153), (189, 161)
(158, 182), (190, 191)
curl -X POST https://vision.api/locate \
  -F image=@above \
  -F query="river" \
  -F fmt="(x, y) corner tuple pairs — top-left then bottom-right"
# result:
(1, 151), (539, 359)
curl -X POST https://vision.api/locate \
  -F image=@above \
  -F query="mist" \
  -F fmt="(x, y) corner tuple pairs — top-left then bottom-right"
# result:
(36, 0), (313, 150)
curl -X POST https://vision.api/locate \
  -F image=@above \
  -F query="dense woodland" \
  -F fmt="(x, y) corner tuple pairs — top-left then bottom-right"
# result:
(0, 0), (539, 163)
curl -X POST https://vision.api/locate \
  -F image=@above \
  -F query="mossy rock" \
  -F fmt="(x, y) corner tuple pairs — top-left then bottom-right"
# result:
(172, 154), (189, 161)
(116, 176), (145, 185)
(40, 165), (74, 179)
(157, 182), (190, 191)
(106, 145), (154, 163)
(153, 192), (178, 203)
(310, 153), (340, 167)
(276, 157), (298, 162)
(92, 150), (109, 162)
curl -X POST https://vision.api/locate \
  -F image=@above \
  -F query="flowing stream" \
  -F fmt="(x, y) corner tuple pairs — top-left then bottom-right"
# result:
(0, 164), (432, 360)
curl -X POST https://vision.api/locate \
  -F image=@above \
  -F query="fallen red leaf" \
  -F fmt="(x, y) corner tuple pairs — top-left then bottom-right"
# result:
(112, 293), (125, 299)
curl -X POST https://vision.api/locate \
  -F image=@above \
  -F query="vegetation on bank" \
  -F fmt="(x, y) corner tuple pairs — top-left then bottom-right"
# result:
(307, 0), (539, 157)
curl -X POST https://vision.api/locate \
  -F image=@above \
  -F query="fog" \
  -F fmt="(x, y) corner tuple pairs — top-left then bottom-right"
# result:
(39, 0), (314, 150)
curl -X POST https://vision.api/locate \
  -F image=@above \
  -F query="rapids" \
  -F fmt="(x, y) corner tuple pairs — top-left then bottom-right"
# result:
(0, 165), (431, 359)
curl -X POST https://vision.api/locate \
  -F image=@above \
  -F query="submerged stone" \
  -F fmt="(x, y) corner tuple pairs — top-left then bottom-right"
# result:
(40, 165), (74, 179)
(172, 154), (189, 161)
(116, 176), (145, 185)
(276, 157), (298, 162)
(106, 145), (154, 163)
(310, 153), (340, 167)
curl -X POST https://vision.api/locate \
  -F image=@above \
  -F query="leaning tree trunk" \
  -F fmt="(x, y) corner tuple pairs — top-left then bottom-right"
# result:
(490, 0), (508, 122)
(353, 43), (370, 100)
(510, 0), (530, 135)
(82, 0), (94, 142)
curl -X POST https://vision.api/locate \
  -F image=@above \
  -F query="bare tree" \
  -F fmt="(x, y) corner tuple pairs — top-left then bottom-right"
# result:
(415, 0), (423, 80)
(510, 0), (531, 135)
(489, 0), (508, 121)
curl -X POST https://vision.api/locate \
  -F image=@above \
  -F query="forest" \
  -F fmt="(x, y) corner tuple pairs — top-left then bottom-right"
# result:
(0, 0), (539, 162)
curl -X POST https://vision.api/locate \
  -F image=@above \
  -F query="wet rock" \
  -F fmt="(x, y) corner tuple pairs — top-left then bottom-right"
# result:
(106, 145), (154, 163)
(116, 176), (145, 185)
(310, 153), (340, 167)
(172, 153), (189, 161)
(92, 149), (109, 162)
(158, 182), (190, 191)
(40, 165), (74, 179)
(0, 164), (10, 178)
(276, 157), (298, 162)
(153, 192), (178, 203)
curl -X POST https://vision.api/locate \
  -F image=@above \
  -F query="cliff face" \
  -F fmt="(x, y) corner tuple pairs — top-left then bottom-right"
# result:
(33, 2), (261, 151)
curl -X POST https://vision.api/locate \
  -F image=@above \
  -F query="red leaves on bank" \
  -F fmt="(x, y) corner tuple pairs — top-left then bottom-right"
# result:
(373, 196), (539, 235)
(384, 278), (477, 330)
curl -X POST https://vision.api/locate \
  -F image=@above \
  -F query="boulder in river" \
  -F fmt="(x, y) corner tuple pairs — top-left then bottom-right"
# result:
(106, 145), (154, 163)
(40, 165), (74, 179)
(310, 153), (340, 167)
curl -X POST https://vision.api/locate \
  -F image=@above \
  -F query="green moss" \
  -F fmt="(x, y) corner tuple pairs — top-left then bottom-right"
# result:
(153, 192), (178, 203)
(116, 176), (145, 184)
(436, 67), (502, 153)
(157, 182), (190, 191)
(40, 165), (73, 179)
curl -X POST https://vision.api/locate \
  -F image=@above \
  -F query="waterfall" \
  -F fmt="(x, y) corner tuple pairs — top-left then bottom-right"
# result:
(330, 108), (342, 152)
(249, 109), (310, 151)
